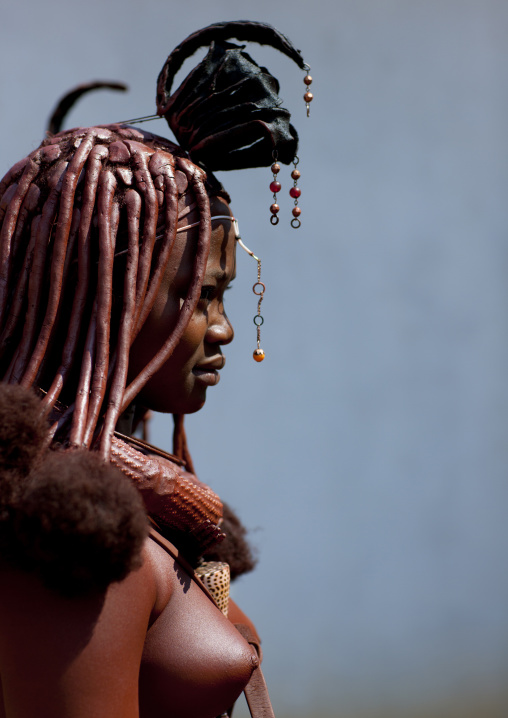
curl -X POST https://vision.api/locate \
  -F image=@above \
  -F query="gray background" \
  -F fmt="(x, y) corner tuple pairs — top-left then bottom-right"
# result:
(1, 1), (507, 716)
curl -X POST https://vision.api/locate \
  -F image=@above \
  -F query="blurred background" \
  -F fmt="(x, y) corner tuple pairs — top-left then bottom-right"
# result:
(1, 1), (507, 716)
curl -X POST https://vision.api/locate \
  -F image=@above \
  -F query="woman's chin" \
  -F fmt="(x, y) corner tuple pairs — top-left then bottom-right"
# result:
(143, 389), (208, 416)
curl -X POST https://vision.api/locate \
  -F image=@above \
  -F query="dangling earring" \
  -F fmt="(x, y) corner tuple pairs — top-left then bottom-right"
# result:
(269, 150), (281, 225)
(252, 259), (265, 362)
(289, 156), (302, 228)
(232, 220), (266, 362)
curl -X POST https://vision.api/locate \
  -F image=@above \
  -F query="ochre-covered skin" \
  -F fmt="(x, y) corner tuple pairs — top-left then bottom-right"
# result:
(0, 537), (257, 718)
(0, 143), (253, 716)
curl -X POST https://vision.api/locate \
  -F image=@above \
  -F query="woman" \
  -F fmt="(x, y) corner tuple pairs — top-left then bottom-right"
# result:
(0, 20), (310, 718)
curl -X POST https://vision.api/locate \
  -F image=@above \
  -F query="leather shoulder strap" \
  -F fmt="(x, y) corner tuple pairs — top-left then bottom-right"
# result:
(148, 526), (216, 605)
(235, 623), (276, 718)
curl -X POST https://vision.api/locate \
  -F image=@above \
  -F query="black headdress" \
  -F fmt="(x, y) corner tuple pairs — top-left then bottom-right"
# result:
(46, 21), (308, 173)
(156, 20), (308, 171)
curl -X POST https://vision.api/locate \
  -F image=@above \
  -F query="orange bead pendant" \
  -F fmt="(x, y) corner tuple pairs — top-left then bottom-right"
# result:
(253, 349), (265, 362)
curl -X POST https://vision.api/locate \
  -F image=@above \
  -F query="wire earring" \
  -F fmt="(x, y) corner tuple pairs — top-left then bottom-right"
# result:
(269, 150), (281, 225)
(252, 261), (266, 362)
(209, 215), (266, 362)
(232, 220), (265, 362)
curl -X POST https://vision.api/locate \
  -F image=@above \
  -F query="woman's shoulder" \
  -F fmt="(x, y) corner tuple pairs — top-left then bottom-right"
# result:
(0, 539), (163, 718)
(0, 537), (161, 632)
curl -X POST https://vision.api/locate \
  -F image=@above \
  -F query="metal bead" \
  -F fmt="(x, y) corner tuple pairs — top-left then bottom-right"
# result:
(304, 75), (313, 85)
(253, 349), (265, 362)
(291, 169), (301, 180)
(270, 203), (280, 214)
(304, 92), (314, 103)
(271, 163), (281, 174)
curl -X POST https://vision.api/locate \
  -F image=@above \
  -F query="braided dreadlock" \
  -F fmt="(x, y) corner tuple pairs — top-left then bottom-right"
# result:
(0, 124), (214, 461)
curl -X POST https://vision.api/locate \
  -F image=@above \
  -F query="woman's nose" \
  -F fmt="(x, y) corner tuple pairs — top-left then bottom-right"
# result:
(207, 304), (234, 345)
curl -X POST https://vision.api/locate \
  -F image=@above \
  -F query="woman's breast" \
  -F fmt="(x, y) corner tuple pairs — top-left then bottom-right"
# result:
(139, 553), (257, 718)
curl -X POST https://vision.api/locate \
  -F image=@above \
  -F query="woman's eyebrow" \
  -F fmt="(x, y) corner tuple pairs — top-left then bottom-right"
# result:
(206, 268), (235, 282)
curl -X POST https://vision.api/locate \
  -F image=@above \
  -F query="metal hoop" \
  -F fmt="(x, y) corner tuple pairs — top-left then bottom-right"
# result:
(291, 218), (301, 229)
(270, 215), (279, 225)
(253, 282), (266, 295)
(253, 315), (264, 326)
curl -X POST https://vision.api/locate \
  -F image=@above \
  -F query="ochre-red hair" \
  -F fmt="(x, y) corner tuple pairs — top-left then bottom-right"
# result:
(0, 124), (214, 460)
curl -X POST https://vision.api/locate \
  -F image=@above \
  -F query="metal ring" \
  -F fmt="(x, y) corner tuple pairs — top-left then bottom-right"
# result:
(270, 215), (279, 225)
(253, 315), (264, 326)
(293, 155), (300, 166)
(291, 218), (301, 229)
(253, 282), (265, 295)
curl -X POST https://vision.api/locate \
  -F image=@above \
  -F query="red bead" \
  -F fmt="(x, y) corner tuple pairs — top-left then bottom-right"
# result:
(289, 186), (301, 199)
(271, 163), (281, 174)
(270, 203), (280, 214)
(291, 169), (301, 180)
(270, 181), (281, 193)
(292, 206), (302, 217)
(304, 92), (314, 103)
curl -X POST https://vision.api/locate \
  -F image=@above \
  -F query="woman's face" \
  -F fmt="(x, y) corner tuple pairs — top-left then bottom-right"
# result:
(128, 197), (236, 415)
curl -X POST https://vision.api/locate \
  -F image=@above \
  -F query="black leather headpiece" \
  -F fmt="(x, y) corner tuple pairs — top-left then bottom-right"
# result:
(156, 20), (308, 171)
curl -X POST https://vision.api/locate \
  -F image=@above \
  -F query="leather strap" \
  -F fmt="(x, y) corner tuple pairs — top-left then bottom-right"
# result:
(235, 624), (275, 718)
(242, 662), (276, 718)
(149, 525), (217, 605)
(148, 526), (276, 718)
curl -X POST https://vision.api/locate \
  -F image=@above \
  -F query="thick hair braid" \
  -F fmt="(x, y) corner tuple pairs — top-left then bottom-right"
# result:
(0, 124), (211, 459)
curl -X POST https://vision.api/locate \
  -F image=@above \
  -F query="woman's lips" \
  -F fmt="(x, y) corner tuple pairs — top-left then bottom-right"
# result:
(192, 367), (221, 386)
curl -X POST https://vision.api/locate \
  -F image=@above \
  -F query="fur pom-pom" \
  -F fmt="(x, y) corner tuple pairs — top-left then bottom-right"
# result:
(0, 383), (148, 595)
(202, 502), (257, 580)
(9, 451), (148, 596)
(0, 384), (47, 498)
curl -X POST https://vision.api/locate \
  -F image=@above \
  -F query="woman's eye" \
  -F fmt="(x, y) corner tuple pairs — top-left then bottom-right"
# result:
(200, 286), (215, 301)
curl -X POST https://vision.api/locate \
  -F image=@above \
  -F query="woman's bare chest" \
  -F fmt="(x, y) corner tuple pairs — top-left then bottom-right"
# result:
(139, 540), (256, 718)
